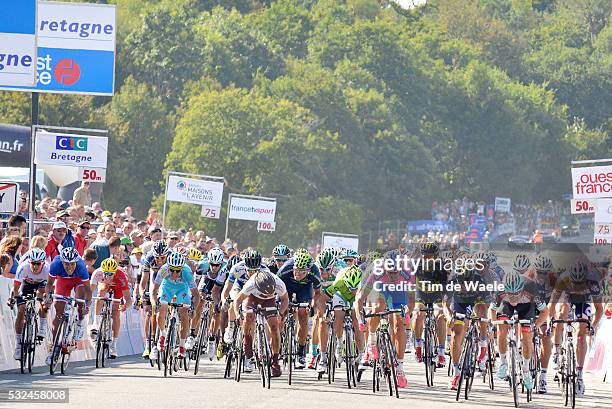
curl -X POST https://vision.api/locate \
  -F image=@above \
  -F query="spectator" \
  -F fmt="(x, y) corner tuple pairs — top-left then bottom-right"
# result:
(72, 181), (92, 207)
(45, 221), (68, 261)
(83, 248), (98, 275)
(124, 206), (133, 219)
(146, 208), (160, 225)
(8, 214), (27, 237)
(74, 220), (91, 255)
(30, 235), (47, 250)
(130, 229), (144, 247)
(0, 235), (22, 278)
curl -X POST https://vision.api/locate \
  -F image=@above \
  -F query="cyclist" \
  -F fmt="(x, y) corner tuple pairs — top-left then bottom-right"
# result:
(190, 247), (228, 359)
(234, 270), (289, 378)
(446, 260), (489, 390)
(139, 240), (170, 360)
(547, 261), (604, 396)
(308, 249), (338, 368)
(413, 242), (449, 368)
(527, 254), (556, 393)
(267, 243), (290, 274)
(150, 251), (199, 359)
(316, 265), (365, 374)
(44, 247), (92, 365)
(9, 248), (49, 360)
(90, 258), (133, 358)
(221, 250), (270, 372)
(495, 269), (545, 391)
(355, 250), (410, 388)
(341, 248), (359, 267)
(277, 250), (322, 368)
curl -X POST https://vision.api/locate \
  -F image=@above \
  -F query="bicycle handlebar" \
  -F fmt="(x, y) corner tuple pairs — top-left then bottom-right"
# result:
(52, 295), (86, 304)
(364, 309), (403, 318)
(492, 319), (531, 325)
(93, 296), (123, 303)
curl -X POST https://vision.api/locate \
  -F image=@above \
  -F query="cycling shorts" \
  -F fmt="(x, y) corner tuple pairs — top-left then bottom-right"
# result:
(573, 302), (593, 319)
(497, 301), (535, 321)
(16, 281), (46, 305)
(286, 284), (313, 304)
(55, 277), (86, 298)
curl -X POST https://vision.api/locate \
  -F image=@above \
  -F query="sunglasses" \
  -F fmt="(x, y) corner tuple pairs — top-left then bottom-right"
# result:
(155, 255), (167, 260)
(210, 263), (222, 268)
(274, 258), (288, 263)
(247, 268), (259, 273)
(103, 272), (115, 277)
(169, 267), (182, 273)
(30, 261), (43, 266)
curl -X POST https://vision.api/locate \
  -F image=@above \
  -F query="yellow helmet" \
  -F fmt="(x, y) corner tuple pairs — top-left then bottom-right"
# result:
(188, 248), (203, 261)
(101, 258), (118, 273)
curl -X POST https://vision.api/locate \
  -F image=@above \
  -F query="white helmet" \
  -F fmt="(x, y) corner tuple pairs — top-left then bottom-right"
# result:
(207, 248), (225, 265)
(29, 248), (46, 263)
(513, 254), (530, 273)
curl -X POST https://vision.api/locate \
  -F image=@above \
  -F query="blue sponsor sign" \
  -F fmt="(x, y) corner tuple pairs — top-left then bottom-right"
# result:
(407, 220), (451, 234)
(0, 2), (116, 95)
(0, 0), (37, 87)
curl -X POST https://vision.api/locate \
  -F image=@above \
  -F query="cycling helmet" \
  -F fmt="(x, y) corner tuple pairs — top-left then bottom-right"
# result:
(439, 250), (452, 261)
(207, 248), (225, 265)
(28, 248), (46, 263)
(226, 255), (241, 271)
(101, 258), (118, 273)
(272, 244), (290, 259)
(513, 254), (530, 272)
(152, 241), (170, 257)
(342, 249), (359, 259)
(167, 251), (186, 268)
(366, 250), (383, 263)
(316, 249), (336, 270)
(534, 255), (553, 273)
(357, 253), (367, 265)
(254, 272), (276, 296)
(60, 247), (79, 263)
(420, 241), (440, 256)
(504, 270), (525, 293)
(344, 266), (363, 289)
(474, 252), (487, 263)
(188, 248), (203, 262)
(486, 251), (497, 265)
(569, 261), (587, 282)
(294, 251), (314, 269)
(244, 250), (262, 269)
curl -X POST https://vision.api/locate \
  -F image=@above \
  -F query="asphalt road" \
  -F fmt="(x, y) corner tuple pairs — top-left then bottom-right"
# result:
(1, 352), (610, 409)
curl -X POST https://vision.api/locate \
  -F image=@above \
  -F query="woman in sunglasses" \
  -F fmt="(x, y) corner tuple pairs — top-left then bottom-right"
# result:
(8, 248), (50, 360)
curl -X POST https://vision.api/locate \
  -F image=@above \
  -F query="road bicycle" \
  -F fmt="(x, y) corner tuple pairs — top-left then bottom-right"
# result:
(420, 304), (439, 387)
(162, 301), (189, 377)
(14, 294), (44, 374)
(361, 308), (404, 398)
(280, 301), (309, 385)
(93, 295), (122, 368)
(245, 304), (278, 389)
(453, 312), (491, 401)
(193, 295), (212, 375)
(49, 295), (86, 375)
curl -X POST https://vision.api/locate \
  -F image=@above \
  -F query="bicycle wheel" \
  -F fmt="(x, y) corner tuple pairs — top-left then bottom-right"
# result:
(147, 317), (155, 368)
(60, 318), (74, 375)
(424, 323), (435, 387)
(164, 320), (175, 377)
(194, 318), (207, 375)
(456, 335), (471, 401)
(568, 344), (576, 408)
(384, 332), (399, 398)
(509, 344), (519, 408)
(344, 329), (354, 389)
(465, 336), (479, 400)
(28, 316), (38, 373)
(235, 327), (244, 382)
(486, 337), (495, 390)
(49, 318), (65, 375)
(20, 314), (29, 374)
(327, 330), (336, 384)
(287, 321), (294, 385)
(96, 315), (106, 368)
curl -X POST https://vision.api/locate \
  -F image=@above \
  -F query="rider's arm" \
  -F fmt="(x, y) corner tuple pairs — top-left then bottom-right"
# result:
(233, 290), (247, 318)
(278, 291), (289, 316)
(122, 288), (133, 310)
(139, 269), (150, 298)
(150, 282), (160, 306)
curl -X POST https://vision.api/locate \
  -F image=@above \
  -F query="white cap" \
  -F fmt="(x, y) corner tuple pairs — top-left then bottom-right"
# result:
(52, 221), (67, 230)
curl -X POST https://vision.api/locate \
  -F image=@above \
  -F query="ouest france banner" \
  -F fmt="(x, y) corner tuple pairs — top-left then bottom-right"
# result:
(0, 1), (116, 95)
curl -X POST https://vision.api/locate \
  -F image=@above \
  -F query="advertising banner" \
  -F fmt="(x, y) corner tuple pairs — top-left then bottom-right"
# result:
(0, 124), (30, 167)
(594, 198), (612, 243)
(34, 131), (108, 168)
(494, 197), (511, 213)
(0, 2), (116, 95)
(322, 234), (359, 252)
(0, 0), (37, 87)
(166, 175), (224, 208)
(571, 165), (612, 200)
(406, 220), (451, 234)
(228, 196), (276, 222)
(0, 182), (19, 213)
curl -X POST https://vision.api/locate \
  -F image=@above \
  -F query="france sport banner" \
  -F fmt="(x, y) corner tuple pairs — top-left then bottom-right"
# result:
(0, 0), (37, 87)
(0, 2), (116, 95)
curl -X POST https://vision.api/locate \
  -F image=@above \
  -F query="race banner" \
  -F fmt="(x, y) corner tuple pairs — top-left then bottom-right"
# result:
(34, 131), (108, 168)
(571, 165), (612, 200)
(228, 196), (276, 222)
(322, 233), (359, 252)
(166, 175), (224, 208)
